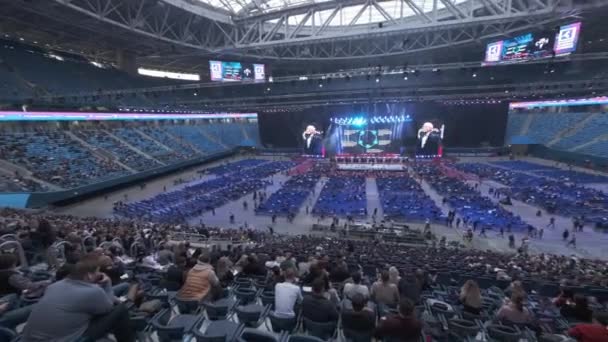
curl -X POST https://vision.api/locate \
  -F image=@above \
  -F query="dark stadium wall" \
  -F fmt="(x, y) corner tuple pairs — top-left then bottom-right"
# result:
(258, 102), (509, 148)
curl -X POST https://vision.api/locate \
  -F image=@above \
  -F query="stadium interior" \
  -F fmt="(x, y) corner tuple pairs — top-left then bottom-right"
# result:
(0, 0), (608, 341)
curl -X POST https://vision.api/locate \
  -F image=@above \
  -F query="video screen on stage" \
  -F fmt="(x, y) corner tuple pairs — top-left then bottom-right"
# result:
(331, 116), (407, 155)
(483, 22), (581, 66)
(209, 60), (265, 82)
(416, 121), (444, 158)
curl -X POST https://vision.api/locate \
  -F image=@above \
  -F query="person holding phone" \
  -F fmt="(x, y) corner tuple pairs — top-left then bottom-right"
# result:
(22, 254), (134, 342)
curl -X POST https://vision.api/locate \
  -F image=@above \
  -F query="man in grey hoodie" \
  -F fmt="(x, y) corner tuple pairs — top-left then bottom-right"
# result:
(22, 254), (134, 342)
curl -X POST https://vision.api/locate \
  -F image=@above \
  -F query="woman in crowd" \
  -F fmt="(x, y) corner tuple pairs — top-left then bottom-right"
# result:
(459, 280), (483, 315)
(496, 293), (534, 324)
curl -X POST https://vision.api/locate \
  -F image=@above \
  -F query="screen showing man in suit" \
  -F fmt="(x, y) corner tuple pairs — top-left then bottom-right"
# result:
(416, 122), (444, 157)
(302, 125), (323, 155)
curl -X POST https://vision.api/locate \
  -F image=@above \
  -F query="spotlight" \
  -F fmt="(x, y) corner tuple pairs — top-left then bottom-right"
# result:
(403, 76), (408, 80)
(375, 78), (380, 83)
(318, 83), (323, 88)
(472, 73), (477, 78)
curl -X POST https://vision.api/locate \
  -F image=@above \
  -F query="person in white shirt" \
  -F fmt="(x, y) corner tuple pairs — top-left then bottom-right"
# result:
(343, 272), (370, 300)
(274, 268), (302, 318)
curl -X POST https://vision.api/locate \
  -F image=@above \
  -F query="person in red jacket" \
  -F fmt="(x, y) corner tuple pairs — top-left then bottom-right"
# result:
(568, 311), (608, 342)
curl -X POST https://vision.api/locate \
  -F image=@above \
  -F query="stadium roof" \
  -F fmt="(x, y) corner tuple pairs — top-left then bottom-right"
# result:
(0, 0), (606, 71)
(196, 0), (467, 26)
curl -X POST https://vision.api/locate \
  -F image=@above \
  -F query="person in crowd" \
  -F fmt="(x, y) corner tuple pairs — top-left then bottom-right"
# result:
(496, 293), (534, 324)
(301, 277), (339, 323)
(274, 268), (302, 318)
(22, 254), (134, 342)
(460, 280), (483, 315)
(177, 253), (220, 302)
(554, 288), (575, 307)
(98, 255), (129, 297)
(341, 293), (375, 333)
(266, 266), (284, 291)
(505, 280), (526, 299)
(567, 311), (608, 342)
(0, 254), (50, 297)
(561, 294), (594, 323)
(371, 270), (400, 310)
(398, 273), (421, 304)
(215, 256), (234, 288)
(343, 272), (370, 301)
(374, 298), (422, 341)
(388, 266), (400, 286)
(242, 255), (265, 276)
(161, 256), (187, 291)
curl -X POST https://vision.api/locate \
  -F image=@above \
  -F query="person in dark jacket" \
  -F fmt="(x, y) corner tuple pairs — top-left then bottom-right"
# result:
(0, 254), (49, 297)
(561, 295), (594, 323)
(341, 293), (375, 333)
(374, 298), (422, 341)
(398, 273), (421, 304)
(301, 277), (339, 323)
(242, 255), (265, 276)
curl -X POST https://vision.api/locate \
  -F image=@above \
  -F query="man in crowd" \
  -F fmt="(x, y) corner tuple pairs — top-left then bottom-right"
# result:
(22, 254), (134, 342)
(274, 268), (302, 318)
(302, 277), (339, 323)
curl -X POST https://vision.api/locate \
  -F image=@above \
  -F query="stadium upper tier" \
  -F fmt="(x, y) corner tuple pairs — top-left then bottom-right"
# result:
(505, 110), (608, 158)
(0, 122), (260, 191)
(2, 41), (608, 109)
(0, 42), (181, 99)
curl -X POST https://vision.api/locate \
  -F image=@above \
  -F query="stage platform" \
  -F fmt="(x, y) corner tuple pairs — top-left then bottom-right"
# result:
(337, 163), (405, 171)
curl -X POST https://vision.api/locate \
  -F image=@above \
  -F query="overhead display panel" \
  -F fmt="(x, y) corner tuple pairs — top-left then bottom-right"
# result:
(209, 60), (265, 82)
(482, 22), (581, 66)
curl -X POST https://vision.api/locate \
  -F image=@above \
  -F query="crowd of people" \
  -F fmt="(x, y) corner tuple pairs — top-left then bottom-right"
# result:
(0, 211), (606, 342)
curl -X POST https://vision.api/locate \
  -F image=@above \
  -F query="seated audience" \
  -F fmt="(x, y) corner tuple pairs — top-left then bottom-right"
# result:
(274, 268), (302, 318)
(177, 253), (220, 302)
(302, 277), (339, 323)
(22, 254), (134, 342)
(374, 298), (422, 341)
(460, 280), (482, 315)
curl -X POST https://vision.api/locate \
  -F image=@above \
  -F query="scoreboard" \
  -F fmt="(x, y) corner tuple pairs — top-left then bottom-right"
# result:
(483, 22), (581, 66)
(209, 60), (265, 82)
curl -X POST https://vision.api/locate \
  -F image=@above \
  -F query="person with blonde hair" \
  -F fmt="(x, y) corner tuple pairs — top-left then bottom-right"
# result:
(496, 293), (533, 324)
(459, 280), (482, 315)
(388, 266), (400, 286)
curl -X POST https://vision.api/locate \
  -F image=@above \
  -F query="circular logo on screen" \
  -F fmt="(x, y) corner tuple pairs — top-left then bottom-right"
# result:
(358, 130), (378, 149)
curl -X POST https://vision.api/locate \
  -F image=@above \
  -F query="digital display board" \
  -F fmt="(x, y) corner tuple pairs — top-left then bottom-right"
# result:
(554, 22), (581, 55)
(209, 60), (265, 82)
(483, 22), (581, 66)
